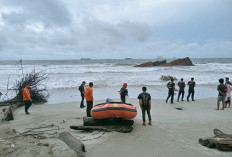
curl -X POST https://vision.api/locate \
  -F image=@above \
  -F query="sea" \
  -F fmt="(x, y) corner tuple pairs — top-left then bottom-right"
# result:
(0, 58), (231, 104)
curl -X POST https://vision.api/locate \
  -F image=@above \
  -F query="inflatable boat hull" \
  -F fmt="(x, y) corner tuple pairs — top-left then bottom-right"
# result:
(91, 102), (137, 119)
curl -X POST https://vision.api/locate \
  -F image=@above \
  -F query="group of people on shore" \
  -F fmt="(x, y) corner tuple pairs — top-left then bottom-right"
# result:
(166, 77), (196, 104)
(165, 77), (232, 111)
(78, 81), (151, 126)
(217, 77), (232, 110)
(21, 76), (232, 126)
(76, 76), (232, 125)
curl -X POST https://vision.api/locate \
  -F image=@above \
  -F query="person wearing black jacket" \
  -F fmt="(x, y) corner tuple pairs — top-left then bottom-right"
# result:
(166, 78), (175, 104)
(187, 78), (196, 101)
(138, 86), (152, 126)
(217, 78), (227, 110)
(177, 78), (186, 102)
(79, 81), (86, 108)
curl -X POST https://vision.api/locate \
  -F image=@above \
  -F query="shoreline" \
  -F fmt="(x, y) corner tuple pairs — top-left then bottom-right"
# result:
(1, 84), (218, 104)
(1, 98), (232, 157)
(48, 85), (218, 104)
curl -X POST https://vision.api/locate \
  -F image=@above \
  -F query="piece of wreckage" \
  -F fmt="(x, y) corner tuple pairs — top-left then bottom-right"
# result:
(134, 57), (194, 67)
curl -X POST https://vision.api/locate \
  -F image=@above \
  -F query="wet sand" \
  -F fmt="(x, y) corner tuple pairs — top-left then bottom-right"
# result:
(1, 98), (232, 157)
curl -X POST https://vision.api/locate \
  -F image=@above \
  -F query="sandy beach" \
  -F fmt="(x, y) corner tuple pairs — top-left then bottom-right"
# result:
(1, 97), (232, 157)
(1, 0), (231, 156)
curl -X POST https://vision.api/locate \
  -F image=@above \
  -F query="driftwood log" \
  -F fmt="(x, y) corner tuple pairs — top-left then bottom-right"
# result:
(70, 125), (133, 133)
(83, 117), (134, 126)
(2, 102), (23, 121)
(199, 129), (232, 151)
(59, 132), (86, 157)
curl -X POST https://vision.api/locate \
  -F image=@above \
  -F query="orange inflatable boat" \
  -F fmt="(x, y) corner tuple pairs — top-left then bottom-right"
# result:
(91, 102), (137, 119)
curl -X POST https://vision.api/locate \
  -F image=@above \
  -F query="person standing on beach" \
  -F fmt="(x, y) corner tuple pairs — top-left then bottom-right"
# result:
(138, 86), (152, 126)
(177, 78), (186, 102)
(187, 78), (196, 101)
(85, 82), (94, 117)
(23, 84), (32, 115)
(166, 78), (175, 104)
(225, 77), (232, 108)
(120, 83), (128, 103)
(225, 77), (232, 85)
(79, 81), (86, 108)
(217, 78), (227, 110)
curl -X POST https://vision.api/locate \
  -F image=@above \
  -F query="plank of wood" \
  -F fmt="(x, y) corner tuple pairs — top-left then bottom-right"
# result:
(59, 132), (86, 157)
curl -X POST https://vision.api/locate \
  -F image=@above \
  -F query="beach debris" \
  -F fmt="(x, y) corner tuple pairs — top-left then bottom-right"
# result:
(0, 62), (50, 108)
(37, 142), (49, 147)
(199, 129), (232, 151)
(59, 132), (86, 157)
(1, 65), (50, 121)
(10, 143), (15, 148)
(10, 71), (49, 104)
(2, 103), (20, 121)
(70, 125), (133, 133)
(160, 75), (177, 81)
(21, 124), (60, 139)
(134, 57), (194, 67)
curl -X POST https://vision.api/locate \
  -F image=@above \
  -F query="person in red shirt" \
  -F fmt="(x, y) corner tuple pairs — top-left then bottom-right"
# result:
(177, 78), (186, 102)
(85, 82), (93, 117)
(23, 84), (32, 115)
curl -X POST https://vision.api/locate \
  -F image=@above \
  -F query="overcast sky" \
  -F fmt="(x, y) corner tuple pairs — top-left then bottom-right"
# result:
(0, 0), (231, 60)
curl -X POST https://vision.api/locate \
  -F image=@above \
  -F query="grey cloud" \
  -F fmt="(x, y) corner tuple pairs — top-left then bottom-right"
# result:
(80, 18), (152, 50)
(1, 0), (72, 28)
(117, 21), (151, 42)
(0, 0), (231, 60)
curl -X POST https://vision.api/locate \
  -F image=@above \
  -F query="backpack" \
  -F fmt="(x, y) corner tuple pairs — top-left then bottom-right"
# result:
(142, 93), (149, 106)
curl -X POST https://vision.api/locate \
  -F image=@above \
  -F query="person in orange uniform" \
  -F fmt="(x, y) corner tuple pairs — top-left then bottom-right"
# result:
(23, 84), (32, 115)
(85, 82), (93, 117)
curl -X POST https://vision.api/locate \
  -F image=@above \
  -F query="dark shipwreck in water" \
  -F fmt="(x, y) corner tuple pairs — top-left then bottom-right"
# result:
(134, 57), (194, 67)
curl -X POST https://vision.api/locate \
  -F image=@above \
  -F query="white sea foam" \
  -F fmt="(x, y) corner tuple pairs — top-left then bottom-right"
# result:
(0, 59), (232, 90)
